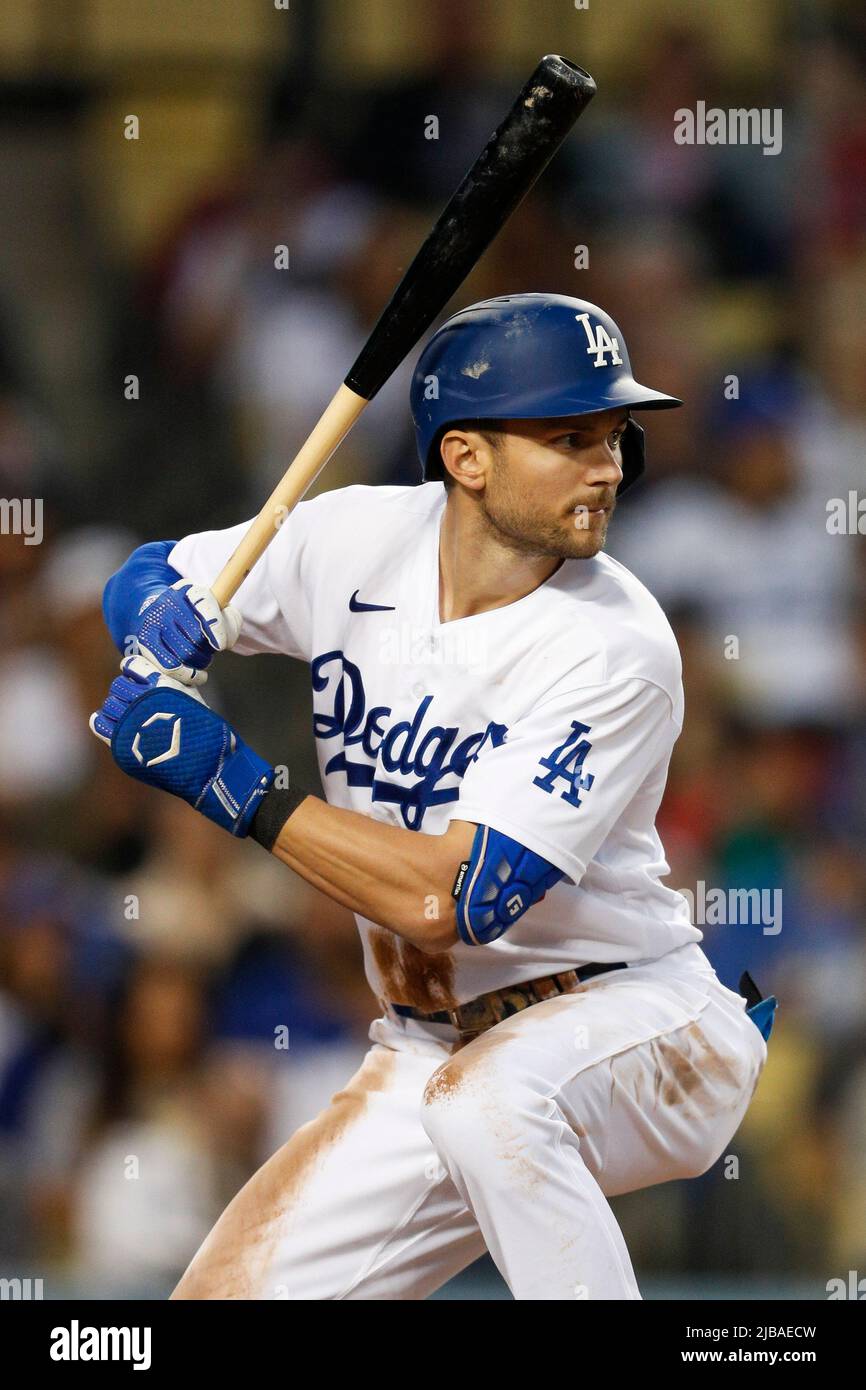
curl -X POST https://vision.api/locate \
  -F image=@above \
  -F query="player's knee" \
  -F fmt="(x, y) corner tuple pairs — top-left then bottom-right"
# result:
(420, 1060), (496, 1166)
(420, 1055), (543, 1172)
(681, 1153), (716, 1181)
(422, 1066), (471, 1148)
(677, 1133), (727, 1181)
(677, 1072), (758, 1181)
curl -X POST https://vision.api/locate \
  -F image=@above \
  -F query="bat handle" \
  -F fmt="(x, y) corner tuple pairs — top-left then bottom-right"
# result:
(210, 384), (368, 607)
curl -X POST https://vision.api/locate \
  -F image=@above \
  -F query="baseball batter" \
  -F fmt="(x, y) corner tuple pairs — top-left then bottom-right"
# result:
(91, 294), (775, 1300)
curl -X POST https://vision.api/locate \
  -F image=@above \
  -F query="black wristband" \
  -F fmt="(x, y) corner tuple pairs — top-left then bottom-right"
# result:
(249, 784), (310, 851)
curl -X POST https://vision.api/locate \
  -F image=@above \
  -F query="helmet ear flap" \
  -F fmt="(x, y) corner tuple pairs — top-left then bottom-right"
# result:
(618, 418), (646, 495)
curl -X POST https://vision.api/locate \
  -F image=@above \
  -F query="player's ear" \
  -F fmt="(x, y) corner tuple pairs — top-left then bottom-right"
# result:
(439, 428), (488, 492)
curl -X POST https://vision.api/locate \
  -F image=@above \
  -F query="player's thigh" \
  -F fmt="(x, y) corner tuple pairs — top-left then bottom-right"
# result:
(172, 1042), (483, 1301)
(422, 966), (765, 1198)
(556, 977), (768, 1196)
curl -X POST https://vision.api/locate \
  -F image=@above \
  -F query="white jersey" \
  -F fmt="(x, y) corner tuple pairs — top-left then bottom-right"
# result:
(169, 482), (701, 1011)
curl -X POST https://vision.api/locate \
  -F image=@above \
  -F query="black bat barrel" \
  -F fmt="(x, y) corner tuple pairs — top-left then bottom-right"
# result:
(344, 55), (596, 402)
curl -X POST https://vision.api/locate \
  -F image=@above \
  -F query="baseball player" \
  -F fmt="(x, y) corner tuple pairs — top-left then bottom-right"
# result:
(91, 293), (776, 1300)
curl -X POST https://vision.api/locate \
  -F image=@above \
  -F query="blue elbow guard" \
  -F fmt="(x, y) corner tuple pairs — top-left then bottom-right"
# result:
(453, 824), (563, 946)
(103, 541), (181, 653)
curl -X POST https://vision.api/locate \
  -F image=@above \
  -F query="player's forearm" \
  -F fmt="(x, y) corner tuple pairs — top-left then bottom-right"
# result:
(90, 666), (473, 949)
(266, 796), (473, 951)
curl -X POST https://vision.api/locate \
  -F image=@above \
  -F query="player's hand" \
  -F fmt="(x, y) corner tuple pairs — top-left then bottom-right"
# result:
(89, 655), (273, 838)
(133, 580), (242, 687)
(89, 654), (207, 746)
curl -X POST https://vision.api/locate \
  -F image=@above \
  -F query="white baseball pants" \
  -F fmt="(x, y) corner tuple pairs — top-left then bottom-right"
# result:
(173, 944), (767, 1301)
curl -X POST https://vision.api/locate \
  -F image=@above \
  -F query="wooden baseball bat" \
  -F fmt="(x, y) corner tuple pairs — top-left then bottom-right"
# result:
(211, 55), (596, 606)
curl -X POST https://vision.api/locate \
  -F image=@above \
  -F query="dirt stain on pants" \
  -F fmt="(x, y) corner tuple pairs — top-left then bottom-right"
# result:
(172, 1047), (396, 1300)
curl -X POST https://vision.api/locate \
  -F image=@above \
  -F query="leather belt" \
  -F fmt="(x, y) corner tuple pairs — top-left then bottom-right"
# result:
(389, 961), (628, 1040)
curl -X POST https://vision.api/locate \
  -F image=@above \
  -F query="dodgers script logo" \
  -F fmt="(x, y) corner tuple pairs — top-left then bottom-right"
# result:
(311, 650), (507, 829)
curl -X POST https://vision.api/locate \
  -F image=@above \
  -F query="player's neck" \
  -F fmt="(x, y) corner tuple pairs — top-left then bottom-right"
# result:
(438, 493), (562, 623)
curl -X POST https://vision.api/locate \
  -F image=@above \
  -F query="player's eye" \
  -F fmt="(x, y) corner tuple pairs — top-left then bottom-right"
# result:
(555, 424), (627, 449)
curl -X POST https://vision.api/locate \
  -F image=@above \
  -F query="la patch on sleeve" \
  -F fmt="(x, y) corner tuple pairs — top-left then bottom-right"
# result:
(533, 721), (595, 808)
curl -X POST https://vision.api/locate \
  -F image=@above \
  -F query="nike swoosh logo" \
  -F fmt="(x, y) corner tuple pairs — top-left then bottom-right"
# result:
(349, 590), (396, 613)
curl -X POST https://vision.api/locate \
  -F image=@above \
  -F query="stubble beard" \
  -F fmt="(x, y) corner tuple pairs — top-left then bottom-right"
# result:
(478, 472), (615, 560)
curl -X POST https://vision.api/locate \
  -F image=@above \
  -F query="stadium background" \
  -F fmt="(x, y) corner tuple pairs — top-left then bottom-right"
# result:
(0, 0), (864, 1300)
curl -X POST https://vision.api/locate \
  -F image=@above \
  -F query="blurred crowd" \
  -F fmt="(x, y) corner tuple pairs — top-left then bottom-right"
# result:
(1, 2), (866, 1296)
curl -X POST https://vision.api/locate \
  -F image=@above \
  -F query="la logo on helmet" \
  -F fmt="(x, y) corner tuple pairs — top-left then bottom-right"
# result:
(575, 312), (623, 368)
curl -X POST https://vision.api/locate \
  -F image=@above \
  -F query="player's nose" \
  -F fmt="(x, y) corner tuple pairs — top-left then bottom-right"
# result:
(582, 438), (623, 489)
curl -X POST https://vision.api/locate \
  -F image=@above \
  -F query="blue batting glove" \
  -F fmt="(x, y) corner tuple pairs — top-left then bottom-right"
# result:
(90, 656), (274, 837)
(134, 580), (242, 687)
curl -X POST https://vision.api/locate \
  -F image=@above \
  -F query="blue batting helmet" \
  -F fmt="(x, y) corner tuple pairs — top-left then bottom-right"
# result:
(410, 292), (682, 494)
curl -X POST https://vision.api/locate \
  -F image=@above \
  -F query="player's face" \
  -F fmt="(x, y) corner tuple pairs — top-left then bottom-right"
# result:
(477, 409), (628, 559)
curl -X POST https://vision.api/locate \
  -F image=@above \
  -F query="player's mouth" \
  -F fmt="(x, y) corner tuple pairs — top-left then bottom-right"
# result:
(570, 503), (612, 520)
(569, 491), (616, 514)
